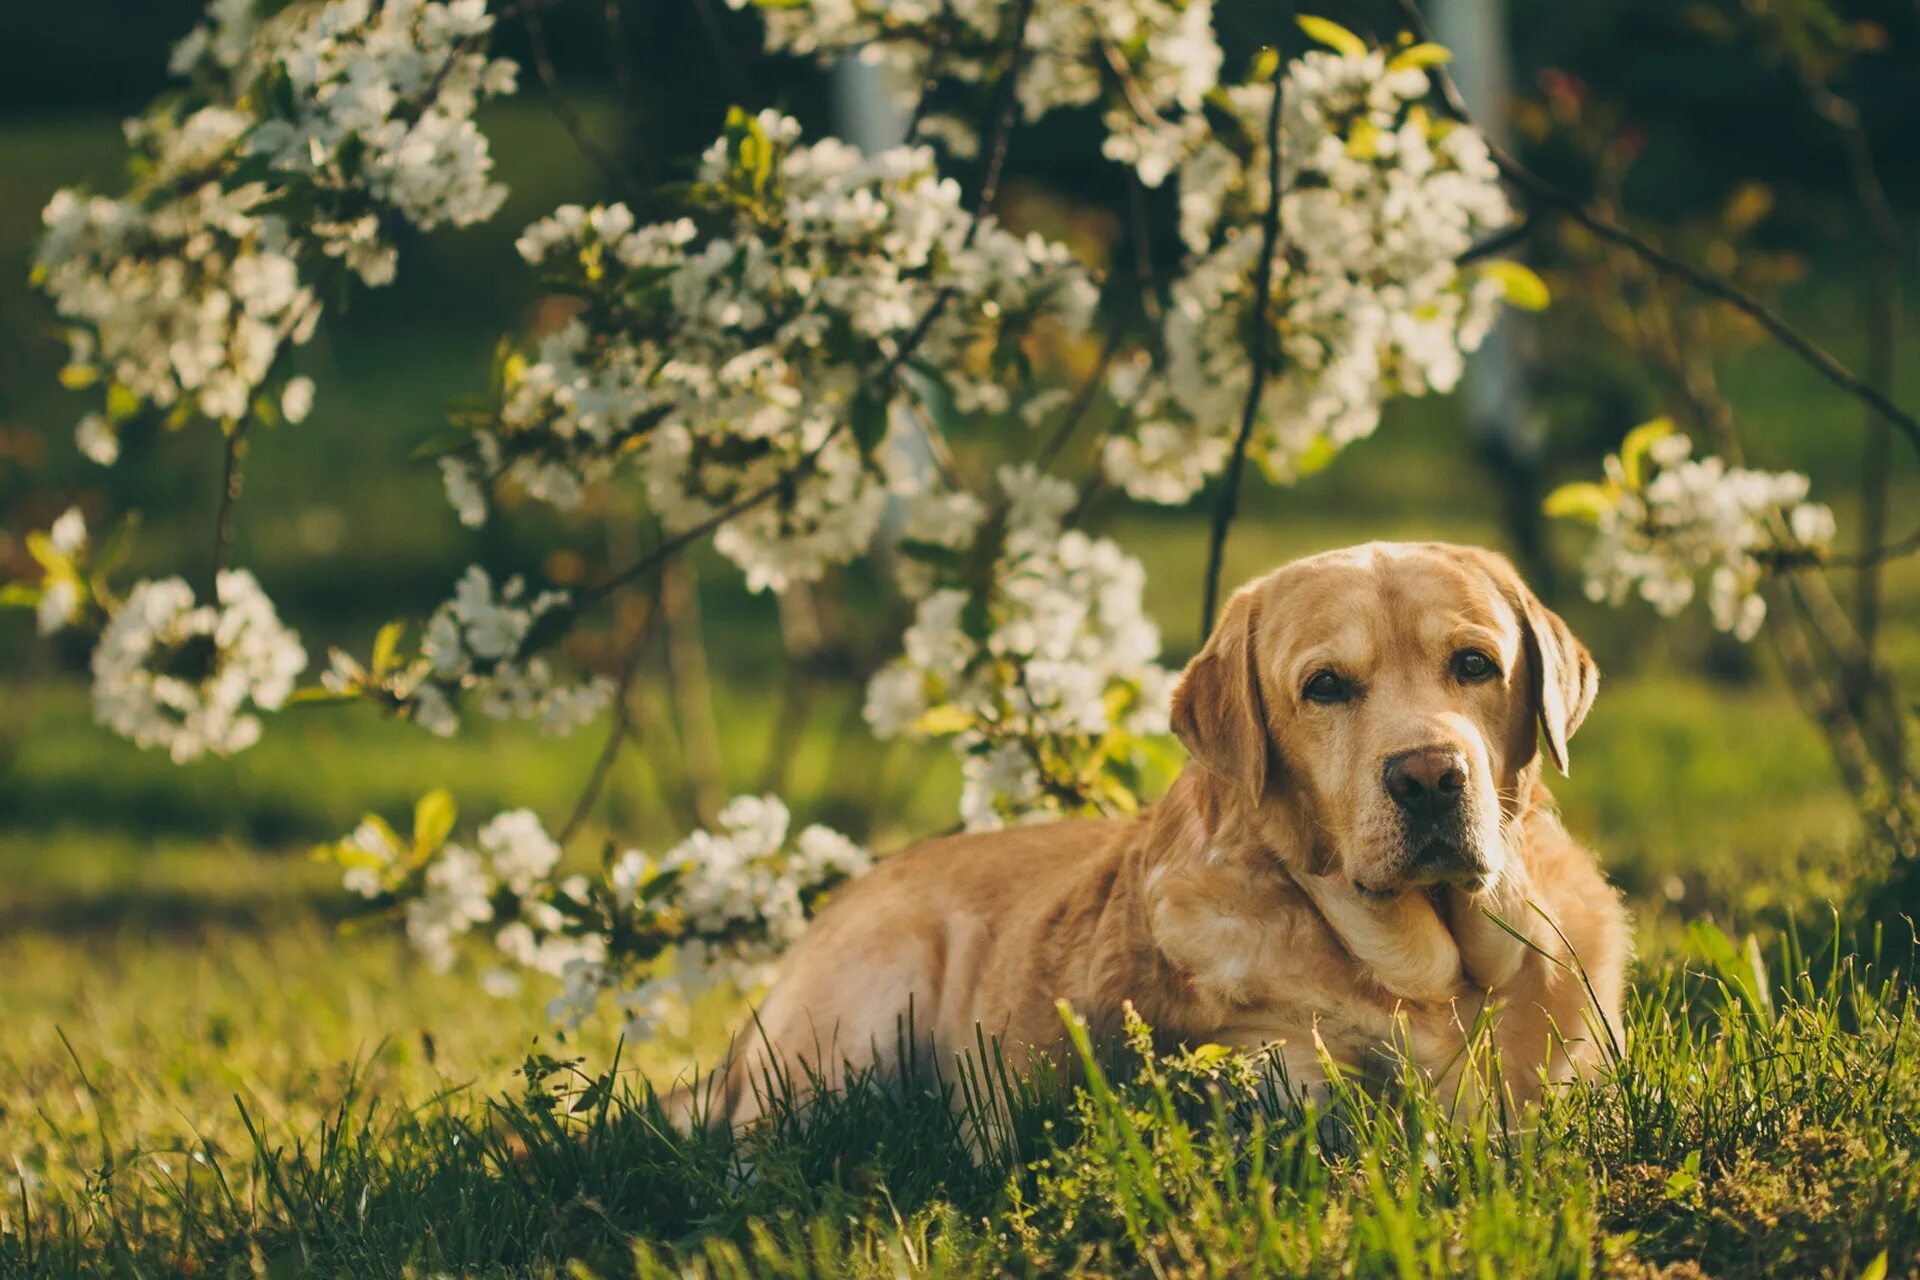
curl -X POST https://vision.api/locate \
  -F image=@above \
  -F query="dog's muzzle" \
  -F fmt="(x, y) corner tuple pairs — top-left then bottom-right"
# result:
(1383, 746), (1493, 890)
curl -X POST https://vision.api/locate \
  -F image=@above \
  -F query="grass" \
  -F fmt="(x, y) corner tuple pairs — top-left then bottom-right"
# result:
(4, 917), (1917, 1277)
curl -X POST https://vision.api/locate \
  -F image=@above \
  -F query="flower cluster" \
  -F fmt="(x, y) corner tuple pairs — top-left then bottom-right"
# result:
(737, 0), (1222, 183)
(320, 566), (612, 737)
(90, 569), (308, 763)
(1103, 25), (1529, 504)
(1547, 421), (1836, 641)
(866, 466), (1175, 830)
(324, 794), (869, 1039)
(565, 796), (871, 1038)
(33, 0), (514, 461)
(441, 109), (1095, 593)
(2, 508), (95, 636)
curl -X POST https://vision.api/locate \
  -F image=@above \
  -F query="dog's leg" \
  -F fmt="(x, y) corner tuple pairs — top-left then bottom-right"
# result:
(1446, 863), (1548, 993)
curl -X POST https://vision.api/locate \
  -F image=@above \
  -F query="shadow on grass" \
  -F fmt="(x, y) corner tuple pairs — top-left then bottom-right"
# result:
(0, 887), (357, 937)
(0, 777), (326, 848)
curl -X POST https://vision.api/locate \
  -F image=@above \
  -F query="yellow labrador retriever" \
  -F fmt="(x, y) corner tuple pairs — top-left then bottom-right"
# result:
(702, 542), (1627, 1124)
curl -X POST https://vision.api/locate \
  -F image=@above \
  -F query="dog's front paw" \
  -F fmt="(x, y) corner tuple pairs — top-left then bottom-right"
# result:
(1446, 884), (1535, 992)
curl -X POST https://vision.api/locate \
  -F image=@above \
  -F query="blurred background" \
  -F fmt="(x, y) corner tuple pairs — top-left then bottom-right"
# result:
(1, 0), (1917, 1135)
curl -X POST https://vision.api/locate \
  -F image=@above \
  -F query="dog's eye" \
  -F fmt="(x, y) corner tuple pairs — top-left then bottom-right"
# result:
(1302, 670), (1353, 704)
(1451, 649), (1498, 682)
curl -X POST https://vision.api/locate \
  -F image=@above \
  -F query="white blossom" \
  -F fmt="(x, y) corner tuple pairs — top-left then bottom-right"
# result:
(1103, 41), (1519, 504)
(741, 0), (1222, 189)
(1567, 430), (1835, 642)
(341, 818), (404, 898)
(33, 0), (515, 454)
(413, 566), (612, 737)
(353, 794), (869, 1040)
(867, 465), (1174, 830)
(405, 843), (494, 971)
(29, 508), (92, 636)
(450, 111), (1093, 593)
(476, 808), (562, 895)
(90, 570), (307, 763)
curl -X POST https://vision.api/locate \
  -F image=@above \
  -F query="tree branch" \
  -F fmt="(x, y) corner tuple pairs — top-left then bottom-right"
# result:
(523, 7), (642, 201)
(1392, 0), (1920, 459)
(967, 0), (1037, 238)
(207, 422), (249, 598)
(557, 611), (652, 845)
(1459, 213), (1535, 264)
(690, 0), (756, 109)
(901, 0), (955, 147)
(1037, 317), (1127, 471)
(1200, 44), (1287, 640)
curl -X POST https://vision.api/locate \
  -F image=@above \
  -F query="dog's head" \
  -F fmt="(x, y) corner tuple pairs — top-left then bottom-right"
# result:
(1171, 542), (1596, 897)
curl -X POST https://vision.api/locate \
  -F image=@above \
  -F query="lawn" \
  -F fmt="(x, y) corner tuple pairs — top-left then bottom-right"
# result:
(5, 97), (1920, 1276)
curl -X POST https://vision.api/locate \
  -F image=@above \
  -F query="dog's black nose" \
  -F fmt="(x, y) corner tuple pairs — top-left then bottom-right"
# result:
(1383, 747), (1467, 819)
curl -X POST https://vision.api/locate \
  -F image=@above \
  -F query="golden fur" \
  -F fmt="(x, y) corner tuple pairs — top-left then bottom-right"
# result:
(696, 542), (1628, 1124)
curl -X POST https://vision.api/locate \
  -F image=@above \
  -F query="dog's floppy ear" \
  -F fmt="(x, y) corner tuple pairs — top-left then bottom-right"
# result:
(1170, 586), (1273, 801)
(1466, 551), (1598, 775)
(1518, 587), (1597, 775)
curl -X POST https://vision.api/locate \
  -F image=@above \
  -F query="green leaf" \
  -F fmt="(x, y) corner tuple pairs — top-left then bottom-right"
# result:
(410, 429), (474, 460)
(1858, 1252), (1889, 1280)
(849, 386), (890, 452)
(1541, 481), (1614, 524)
(1685, 919), (1773, 1017)
(371, 621), (406, 677)
(1479, 260), (1552, 311)
(911, 704), (978, 737)
(1346, 119), (1383, 161)
(412, 789), (457, 857)
(1185, 1043), (1236, 1068)
(1296, 15), (1369, 58)
(24, 531), (63, 574)
(105, 381), (142, 424)
(1091, 769), (1142, 815)
(57, 364), (99, 390)
(93, 513), (140, 578)
(1249, 46), (1281, 82)
(1618, 416), (1675, 490)
(1387, 42), (1453, 72)
(0, 582), (41, 607)
(358, 813), (402, 852)
(1292, 435), (1340, 478)
(1663, 1151), (1702, 1200)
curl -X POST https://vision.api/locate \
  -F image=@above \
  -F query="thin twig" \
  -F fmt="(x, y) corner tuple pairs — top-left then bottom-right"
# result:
(1037, 319), (1127, 471)
(1814, 524), (1920, 571)
(1125, 170), (1164, 323)
(600, 0), (659, 188)
(603, 0), (638, 121)
(690, 0), (755, 107)
(968, 0), (1038, 239)
(558, 617), (652, 845)
(208, 423), (249, 597)
(1199, 44), (1287, 640)
(661, 559), (726, 824)
(1802, 81), (1906, 660)
(1393, 0), (1920, 458)
(1459, 214), (1534, 264)
(901, 0), (955, 146)
(523, 7), (641, 200)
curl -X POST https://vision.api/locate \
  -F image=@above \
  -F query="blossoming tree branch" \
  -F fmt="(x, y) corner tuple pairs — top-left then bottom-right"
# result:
(11, 0), (1916, 1041)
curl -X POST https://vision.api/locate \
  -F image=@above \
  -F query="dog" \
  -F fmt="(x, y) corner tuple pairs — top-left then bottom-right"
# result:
(695, 542), (1628, 1127)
